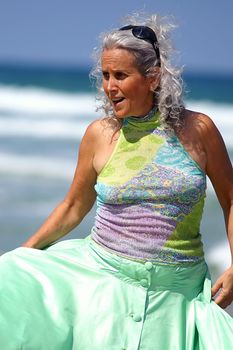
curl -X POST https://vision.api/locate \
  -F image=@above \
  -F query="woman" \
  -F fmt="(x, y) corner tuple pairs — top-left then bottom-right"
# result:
(0, 13), (233, 349)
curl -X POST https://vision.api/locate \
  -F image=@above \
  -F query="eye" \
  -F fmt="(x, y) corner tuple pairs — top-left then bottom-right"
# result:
(102, 71), (109, 80)
(115, 72), (128, 80)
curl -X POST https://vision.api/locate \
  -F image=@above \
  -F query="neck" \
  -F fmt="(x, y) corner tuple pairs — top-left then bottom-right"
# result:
(127, 105), (158, 122)
(122, 106), (160, 130)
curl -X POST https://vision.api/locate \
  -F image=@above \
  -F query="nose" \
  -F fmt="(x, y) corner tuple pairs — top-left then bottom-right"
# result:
(106, 76), (118, 93)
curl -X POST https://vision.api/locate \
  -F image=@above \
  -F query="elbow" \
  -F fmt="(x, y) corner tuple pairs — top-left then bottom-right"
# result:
(221, 198), (233, 223)
(63, 194), (96, 223)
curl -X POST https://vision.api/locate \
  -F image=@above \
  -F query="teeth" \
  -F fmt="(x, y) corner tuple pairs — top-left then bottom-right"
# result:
(112, 97), (124, 102)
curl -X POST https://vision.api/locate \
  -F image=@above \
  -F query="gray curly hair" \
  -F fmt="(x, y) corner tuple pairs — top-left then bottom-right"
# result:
(90, 13), (185, 130)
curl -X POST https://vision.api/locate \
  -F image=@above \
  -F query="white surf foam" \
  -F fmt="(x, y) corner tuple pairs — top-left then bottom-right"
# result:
(0, 117), (91, 140)
(0, 152), (75, 180)
(0, 87), (232, 181)
(0, 84), (232, 146)
(0, 84), (97, 116)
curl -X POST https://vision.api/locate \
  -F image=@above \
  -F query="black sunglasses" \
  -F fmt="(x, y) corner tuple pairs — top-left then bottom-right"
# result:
(119, 25), (161, 66)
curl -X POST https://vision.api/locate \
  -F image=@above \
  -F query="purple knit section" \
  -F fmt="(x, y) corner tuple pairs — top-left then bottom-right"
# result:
(92, 203), (177, 259)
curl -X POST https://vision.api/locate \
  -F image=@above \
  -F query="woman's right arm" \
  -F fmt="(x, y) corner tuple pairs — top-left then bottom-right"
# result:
(22, 121), (99, 249)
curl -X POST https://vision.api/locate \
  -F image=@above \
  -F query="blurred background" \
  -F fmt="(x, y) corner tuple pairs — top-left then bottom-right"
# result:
(0, 0), (233, 313)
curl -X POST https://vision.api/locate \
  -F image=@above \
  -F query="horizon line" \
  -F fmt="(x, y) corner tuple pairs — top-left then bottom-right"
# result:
(0, 59), (233, 77)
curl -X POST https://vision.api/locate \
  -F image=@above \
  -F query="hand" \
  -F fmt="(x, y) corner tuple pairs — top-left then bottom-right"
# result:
(211, 266), (233, 308)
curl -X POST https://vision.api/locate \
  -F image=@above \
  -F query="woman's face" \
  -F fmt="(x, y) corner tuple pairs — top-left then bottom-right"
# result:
(101, 48), (157, 118)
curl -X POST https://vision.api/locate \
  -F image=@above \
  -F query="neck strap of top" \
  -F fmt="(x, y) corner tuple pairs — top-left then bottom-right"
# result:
(123, 106), (160, 130)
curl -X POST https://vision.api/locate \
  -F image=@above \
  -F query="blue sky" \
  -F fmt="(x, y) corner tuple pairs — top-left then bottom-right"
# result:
(0, 0), (232, 73)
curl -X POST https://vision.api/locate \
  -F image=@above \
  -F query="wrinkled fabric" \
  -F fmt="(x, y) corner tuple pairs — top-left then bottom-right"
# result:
(0, 237), (232, 349)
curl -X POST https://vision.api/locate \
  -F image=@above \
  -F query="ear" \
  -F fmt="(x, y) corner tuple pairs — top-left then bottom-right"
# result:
(149, 67), (161, 92)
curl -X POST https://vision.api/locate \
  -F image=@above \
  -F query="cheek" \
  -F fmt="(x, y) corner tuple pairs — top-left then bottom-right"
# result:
(129, 86), (150, 104)
(124, 85), (140, 100)
(130, 78), (150, 96)
(102, 81), (107, 93)
(102, 82), (110, 98)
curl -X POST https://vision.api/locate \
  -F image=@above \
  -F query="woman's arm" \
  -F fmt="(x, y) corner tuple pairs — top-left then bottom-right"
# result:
(22, 121), (100, 249)
(199, 114), (233, 308)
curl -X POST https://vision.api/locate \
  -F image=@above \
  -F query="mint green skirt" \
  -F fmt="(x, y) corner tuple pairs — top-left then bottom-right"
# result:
(0, 237), (232, 349)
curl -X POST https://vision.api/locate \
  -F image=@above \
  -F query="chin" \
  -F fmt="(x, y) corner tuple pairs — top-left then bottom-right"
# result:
(113, 108), (138, 119)
(113, 110), (129, 119)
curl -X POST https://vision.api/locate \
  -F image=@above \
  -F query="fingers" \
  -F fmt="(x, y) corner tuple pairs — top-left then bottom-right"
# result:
(211, 267), (233, 308)
(211, 278), (222, 297)
(214, 293), (231, 309)
(212, 288), (233, 309)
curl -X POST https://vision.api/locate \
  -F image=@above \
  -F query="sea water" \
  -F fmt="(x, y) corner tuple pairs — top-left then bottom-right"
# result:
(0, 64), (233, 307)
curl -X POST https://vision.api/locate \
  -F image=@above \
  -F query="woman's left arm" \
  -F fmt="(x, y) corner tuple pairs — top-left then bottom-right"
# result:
(200, 114), (233, 308)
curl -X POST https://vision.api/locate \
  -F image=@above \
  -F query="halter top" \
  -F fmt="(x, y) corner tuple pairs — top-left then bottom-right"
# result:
(91, 111), (206, 264)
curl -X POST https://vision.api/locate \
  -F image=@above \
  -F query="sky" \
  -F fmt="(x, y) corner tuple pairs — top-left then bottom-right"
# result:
(0, 0), (233, 74)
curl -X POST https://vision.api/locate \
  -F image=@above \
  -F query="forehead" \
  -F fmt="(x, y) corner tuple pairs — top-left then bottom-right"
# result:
(101, 48), (137, 71)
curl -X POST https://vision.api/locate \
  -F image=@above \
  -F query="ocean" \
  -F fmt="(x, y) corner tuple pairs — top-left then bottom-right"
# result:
(0, 63), (233, 313)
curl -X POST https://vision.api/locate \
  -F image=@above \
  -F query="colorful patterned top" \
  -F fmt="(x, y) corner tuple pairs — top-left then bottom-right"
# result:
(91, 110), (206, 264)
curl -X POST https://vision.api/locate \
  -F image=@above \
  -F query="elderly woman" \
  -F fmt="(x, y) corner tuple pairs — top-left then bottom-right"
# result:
(0, 14), (233, 349)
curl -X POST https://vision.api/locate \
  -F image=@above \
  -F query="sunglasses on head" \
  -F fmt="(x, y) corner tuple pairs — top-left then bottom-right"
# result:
(119, 25), (161, 67)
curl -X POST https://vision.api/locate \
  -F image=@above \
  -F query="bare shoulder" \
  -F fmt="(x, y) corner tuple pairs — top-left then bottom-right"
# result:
(182, 109), (217, 132)
(176, 109), (228, 174)
(83, 117), (116, 143)
(83, 118), (105, 140)
(180, 109), (223, 147)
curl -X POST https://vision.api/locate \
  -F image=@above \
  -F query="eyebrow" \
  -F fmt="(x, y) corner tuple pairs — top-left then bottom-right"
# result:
(101, 68), (132, 74)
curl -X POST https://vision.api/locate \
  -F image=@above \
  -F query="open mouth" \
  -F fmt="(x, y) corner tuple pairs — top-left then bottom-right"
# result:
(112, 97), (125, 106)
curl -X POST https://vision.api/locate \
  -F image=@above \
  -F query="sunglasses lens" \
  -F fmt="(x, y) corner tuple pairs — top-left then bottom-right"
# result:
(119, 25), (160, 65)
(133, 26), (155, 42)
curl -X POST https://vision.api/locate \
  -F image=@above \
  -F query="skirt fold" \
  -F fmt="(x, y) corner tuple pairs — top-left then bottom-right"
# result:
(0, 237), (232, 349)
